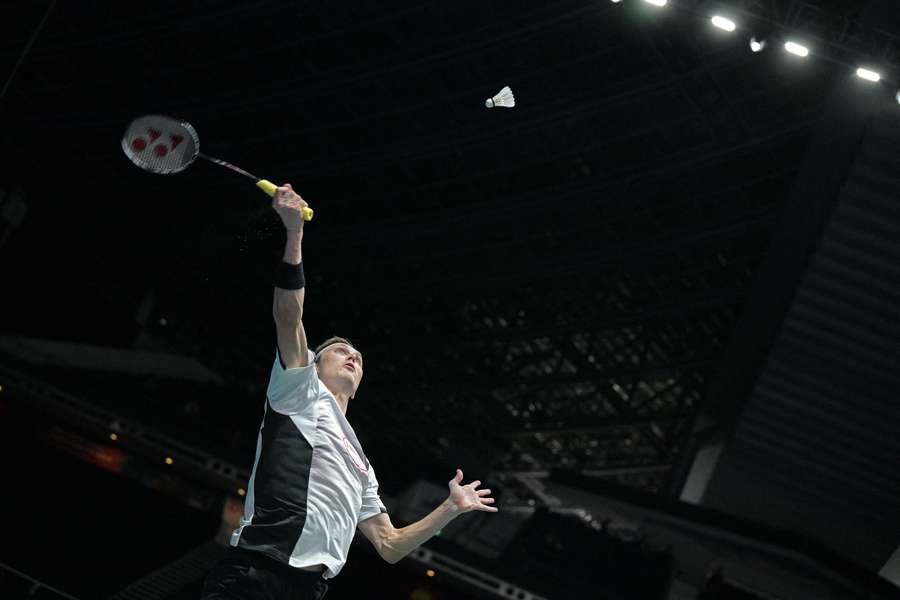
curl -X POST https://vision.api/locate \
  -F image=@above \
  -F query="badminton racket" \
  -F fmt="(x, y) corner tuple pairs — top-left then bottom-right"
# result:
(121, 114), (313, 221)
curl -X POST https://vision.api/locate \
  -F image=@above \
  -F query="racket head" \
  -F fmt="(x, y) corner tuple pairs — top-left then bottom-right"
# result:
(122, 115), (200, 174)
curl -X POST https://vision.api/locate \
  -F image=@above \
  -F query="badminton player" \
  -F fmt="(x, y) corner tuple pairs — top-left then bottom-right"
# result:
(200, 184), (498, 600)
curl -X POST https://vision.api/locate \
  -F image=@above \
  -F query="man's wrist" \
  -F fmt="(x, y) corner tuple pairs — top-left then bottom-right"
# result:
(442, 497), (460, 516)
(282, 228), (303, 264)
(275, 261), (305, 290)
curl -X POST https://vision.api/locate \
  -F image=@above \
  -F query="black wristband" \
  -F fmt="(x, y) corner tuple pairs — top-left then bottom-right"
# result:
(275, 261), (305, 290)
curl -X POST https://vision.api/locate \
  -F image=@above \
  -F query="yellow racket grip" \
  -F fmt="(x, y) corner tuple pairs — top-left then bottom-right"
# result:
(257, 179), (314, 221)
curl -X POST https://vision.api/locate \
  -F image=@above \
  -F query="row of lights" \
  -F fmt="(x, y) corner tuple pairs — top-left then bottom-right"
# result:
(0, 385), (251, 499)
(107, 431), (247, 496)
(109, 431), (175, 464)
(613, 0), (900, 103)
(0, 386), (247, 499)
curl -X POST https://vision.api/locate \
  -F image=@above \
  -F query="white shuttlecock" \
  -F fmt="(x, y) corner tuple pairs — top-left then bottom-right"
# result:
(485, 86), (515, 108)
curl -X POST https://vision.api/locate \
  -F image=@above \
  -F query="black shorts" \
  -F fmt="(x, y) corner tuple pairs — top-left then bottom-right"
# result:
(201, 546), (329, 600)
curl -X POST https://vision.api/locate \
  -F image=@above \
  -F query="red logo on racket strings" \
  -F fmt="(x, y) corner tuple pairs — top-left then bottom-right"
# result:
(342, 437), (368, 473)
(131, 128), (185, 158)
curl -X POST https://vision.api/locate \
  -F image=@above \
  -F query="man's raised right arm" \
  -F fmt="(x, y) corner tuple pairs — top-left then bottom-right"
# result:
(271, 184), (311, 369)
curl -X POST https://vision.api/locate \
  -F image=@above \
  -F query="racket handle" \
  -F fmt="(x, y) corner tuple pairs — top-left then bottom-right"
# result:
(257, 179), (314, 221)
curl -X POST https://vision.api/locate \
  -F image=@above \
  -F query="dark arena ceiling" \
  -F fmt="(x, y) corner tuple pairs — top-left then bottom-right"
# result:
(2, 0), (837, 488)
(2, 1), (900, 599)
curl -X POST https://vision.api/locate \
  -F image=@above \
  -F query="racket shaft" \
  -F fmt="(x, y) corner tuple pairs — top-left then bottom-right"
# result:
(198, 155), (313, 222)
(198, 153), (259, 181)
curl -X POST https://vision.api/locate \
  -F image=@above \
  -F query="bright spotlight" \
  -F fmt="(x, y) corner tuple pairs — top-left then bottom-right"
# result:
(784, 41), (809, 57)
(610, 0), (622, 3)
(895, 90), (900, 105)
(855, 67), (881, 82)
(711, 16), (736, 32)
(644, 0), (667, 6)
(749, 37), (766, 52)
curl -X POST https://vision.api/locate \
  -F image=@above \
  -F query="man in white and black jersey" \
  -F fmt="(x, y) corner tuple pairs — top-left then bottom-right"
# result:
(200, 184), (498, 600)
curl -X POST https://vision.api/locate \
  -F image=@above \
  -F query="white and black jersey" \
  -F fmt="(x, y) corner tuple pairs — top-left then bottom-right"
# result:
(230, 349), (386, 580)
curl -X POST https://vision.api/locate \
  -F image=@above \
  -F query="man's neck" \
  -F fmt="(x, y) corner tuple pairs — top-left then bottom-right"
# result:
(333, 392), (350, 416)
(323, 382), (351, 415)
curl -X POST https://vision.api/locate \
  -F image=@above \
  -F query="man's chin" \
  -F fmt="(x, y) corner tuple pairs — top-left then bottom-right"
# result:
(339, 371), (360, 388)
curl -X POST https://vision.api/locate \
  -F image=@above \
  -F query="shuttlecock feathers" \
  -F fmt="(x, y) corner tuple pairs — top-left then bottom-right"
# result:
(486, 86), (515, 108)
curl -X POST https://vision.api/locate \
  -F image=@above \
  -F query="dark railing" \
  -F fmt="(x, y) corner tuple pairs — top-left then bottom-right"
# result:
(0, 561), (81, 600)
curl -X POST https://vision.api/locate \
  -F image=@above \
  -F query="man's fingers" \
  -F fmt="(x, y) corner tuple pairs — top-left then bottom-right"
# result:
(275, 194), (308, 211)
(481, 497), (495, 504)
(276, 185), (303, 201)
(469, 480), (481, 489)
(477, 505), (499, 513)
(477, 489), (491, 496)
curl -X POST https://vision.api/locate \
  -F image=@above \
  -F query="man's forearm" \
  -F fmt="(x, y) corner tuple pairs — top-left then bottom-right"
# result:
(282, 229), (303, 265)
(273, 230), (305, 322)
(382, 499), (458, 564)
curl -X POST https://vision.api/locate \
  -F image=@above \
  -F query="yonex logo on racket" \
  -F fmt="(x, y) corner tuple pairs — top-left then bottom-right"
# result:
(130, 127), (185, 158)
(121, 115), (201, 174)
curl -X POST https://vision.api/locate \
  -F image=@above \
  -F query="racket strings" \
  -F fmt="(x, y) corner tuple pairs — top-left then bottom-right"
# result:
(122, 115), (199, 174)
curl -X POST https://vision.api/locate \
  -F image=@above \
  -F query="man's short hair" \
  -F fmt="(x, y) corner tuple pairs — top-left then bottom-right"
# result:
(314, 336), (357, 357)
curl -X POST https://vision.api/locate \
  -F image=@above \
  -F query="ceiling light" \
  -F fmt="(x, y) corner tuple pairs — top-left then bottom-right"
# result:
(855, 67), (881, 82)
(644, 0), (667, 6)
(711, 16), (736, 32)
(784, 41), (809, 57)
(749, 37), (766, 52)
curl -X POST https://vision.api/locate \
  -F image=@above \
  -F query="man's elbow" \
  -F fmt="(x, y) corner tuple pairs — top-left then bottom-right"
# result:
(378, 533), (404, 564)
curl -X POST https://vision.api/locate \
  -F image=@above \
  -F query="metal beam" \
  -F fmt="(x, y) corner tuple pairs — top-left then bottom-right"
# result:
(499, 413), (697, 438)
(456, 289), (744, 347)
(367, 357), (715, 392)
(408, 547), (549, 600)
(503, 464), (672, 479)
(0, 336), (224, 384)
(0, 362), (249, 492)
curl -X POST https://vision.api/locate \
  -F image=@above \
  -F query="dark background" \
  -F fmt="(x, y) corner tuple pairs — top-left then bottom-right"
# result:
(2, 1), (899, 599)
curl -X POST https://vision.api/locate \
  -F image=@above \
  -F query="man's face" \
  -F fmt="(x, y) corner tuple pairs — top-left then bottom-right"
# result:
(316, 343), (364, 395)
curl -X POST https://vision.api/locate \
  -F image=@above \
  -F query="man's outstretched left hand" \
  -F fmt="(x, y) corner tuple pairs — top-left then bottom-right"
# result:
(447, 469), (498, 514)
